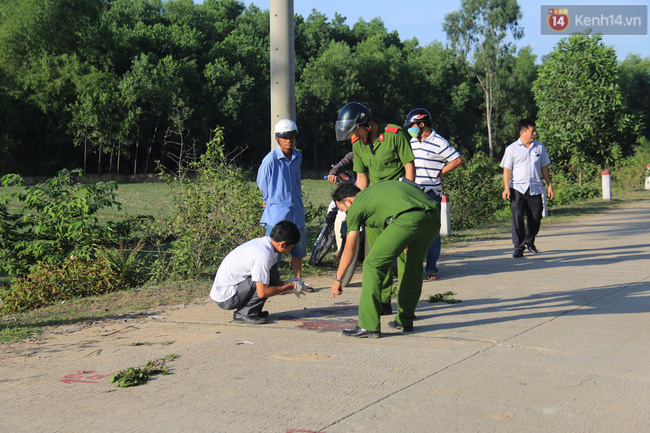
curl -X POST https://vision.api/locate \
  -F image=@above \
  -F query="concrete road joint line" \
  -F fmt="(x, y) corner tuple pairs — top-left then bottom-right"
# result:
(319, 343), (499, 431)
(321, 274), (649, 431)
(501, 277), (646, 344)
(496, 343), (576, 354)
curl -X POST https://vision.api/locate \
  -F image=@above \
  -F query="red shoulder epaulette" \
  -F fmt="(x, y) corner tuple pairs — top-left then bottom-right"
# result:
(385, 125), (399, 134)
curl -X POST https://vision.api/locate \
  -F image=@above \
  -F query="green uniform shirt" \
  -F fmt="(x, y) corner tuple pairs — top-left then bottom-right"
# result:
(352, 123), (415, 186)
(347, 180), (437, 231)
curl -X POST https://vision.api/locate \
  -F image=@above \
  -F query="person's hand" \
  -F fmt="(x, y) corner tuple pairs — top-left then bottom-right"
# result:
(262, 201), (267, 208)
(502, 189), (510, 201)
(328, 174), (337, 183)
(547, 185), (554, 200)
(331, 279), (343, 299)
(287, 278), (307, 298)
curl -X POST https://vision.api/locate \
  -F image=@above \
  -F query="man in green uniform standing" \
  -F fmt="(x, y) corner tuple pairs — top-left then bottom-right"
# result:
(335, 102), (416, 315)
(330, 181), (440, 338)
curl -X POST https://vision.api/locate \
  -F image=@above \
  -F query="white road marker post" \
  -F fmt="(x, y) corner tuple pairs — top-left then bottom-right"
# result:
(440, 195), (451, 236)
(602, 170), (612, 201)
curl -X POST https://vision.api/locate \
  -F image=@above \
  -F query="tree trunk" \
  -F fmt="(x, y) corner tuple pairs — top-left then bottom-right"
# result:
(83, 137), (88, 174)
(97, 144), (103, 174)
(133, 125), (140, 175)
(485, 87), (493, 160)
(144, 124), (159, 174)
(108, 146), (114, 174)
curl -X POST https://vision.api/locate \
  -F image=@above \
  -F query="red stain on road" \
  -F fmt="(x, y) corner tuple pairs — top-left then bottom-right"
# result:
(61, 371), (113, 384)
(295, 319), (357, 332)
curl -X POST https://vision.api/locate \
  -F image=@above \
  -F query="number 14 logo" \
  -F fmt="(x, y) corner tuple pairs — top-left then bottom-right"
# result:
(548, 9), (570, 31)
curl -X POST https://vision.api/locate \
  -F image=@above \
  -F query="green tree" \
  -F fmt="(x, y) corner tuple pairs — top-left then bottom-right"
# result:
(533, 32), (629, 179)
(444, 0), (523, 159)
(491, 46), (537, 154)
(618, 54), (650, 141)
(297, 40), (361, 168)
(402, 41), (482, 154)
(119, 53), (193, 174)
(353, 34), (408, 122)
(0, 0), (106, 173)
(295, 9), (334, 73)
(202, 4), (270, 163)
(68, 70), (123, 174)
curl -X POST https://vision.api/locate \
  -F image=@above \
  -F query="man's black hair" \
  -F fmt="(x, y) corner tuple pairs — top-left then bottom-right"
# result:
(270, 220), (300, 246)
(332, 183), (361, 203)
(516, 118), (536, 135)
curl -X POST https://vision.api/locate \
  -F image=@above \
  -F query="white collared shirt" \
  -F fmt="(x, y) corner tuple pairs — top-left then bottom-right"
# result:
(209, 236), (276, 302)
(500, 139), (551, 195)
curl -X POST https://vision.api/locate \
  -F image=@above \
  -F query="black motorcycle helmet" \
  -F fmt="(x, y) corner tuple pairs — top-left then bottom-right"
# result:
(404, 108), (432, 128)
(335, 102), (370, 141)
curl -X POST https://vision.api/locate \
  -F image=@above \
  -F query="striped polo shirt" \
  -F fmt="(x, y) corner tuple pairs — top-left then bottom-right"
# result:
(409, 129), (461, 195)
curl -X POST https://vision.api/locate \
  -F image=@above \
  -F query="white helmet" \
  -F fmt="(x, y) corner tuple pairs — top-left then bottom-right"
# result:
(274, 119), (298, 138)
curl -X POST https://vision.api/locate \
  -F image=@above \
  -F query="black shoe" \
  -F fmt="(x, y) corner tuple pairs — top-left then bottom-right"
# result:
(512, 249), (524, 258)
(258, 311), (269, 318)
(341, 326), (380, 338)
(387, 320), (413, 333)
(381, 303), (392, 316)
(233, 312), (266, 324)
(526, 242), (539, 254)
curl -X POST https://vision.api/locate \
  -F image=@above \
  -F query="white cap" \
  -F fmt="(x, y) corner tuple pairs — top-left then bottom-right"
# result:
(274, 119), (298, 137)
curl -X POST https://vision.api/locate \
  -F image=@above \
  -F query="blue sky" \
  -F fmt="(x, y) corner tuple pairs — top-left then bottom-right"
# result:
(194, 0), (649, 62)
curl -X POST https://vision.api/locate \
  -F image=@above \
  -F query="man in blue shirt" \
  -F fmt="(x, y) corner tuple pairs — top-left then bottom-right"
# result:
(500, 119), (554, 258)
(257, 119), (311, 288)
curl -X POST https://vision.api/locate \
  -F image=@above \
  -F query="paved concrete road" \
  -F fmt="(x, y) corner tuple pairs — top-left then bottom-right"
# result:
(1, 199), (649, 432)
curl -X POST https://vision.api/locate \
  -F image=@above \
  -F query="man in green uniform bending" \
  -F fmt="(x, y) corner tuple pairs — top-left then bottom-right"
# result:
(335, 102), (416, 316)
(330, 181), (440, 338)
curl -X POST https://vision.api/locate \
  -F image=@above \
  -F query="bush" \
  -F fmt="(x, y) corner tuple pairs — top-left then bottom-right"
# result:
(444, 153), (504, 230)
(612, 137), (650, 192)
(0, 246), (148, 313)
(0, 169), (149, 276)
(161, 128), (264, 278)
(550, 172), (601, 206)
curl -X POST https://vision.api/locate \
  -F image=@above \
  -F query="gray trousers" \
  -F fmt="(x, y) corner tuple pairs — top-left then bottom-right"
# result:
(216, 264), (281, 317)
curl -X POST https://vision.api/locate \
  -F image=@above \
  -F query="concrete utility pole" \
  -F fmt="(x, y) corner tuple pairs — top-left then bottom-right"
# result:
(269, 0), (296, 150)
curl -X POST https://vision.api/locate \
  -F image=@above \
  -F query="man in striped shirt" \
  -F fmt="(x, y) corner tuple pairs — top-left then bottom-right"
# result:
(404, 108), (463, 280)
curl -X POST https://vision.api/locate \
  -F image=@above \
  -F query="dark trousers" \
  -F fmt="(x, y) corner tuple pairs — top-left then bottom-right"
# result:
(424, 191), (442, 274)
(217, 264), (281, 317)
(510, 188), (543, 250)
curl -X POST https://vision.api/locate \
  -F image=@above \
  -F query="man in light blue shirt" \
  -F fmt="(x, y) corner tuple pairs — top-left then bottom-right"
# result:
(257, 119), (309, 286)
(500, 119), (554, 258)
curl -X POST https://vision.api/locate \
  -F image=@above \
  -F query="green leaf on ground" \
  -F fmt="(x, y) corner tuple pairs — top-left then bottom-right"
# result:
(427, 291), (462, 304)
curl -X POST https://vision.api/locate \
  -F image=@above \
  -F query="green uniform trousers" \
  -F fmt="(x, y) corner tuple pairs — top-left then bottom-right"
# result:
(364, 226), (404, 305)
(358, 210), (439, 331)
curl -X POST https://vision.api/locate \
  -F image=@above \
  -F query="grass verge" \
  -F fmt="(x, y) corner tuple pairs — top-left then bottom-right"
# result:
(0, 279), (209, 344)
(442, 189), (650, 244)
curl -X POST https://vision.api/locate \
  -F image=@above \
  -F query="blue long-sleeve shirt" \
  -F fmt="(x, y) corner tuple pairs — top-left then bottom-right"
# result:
(256, 146), (305, 229)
